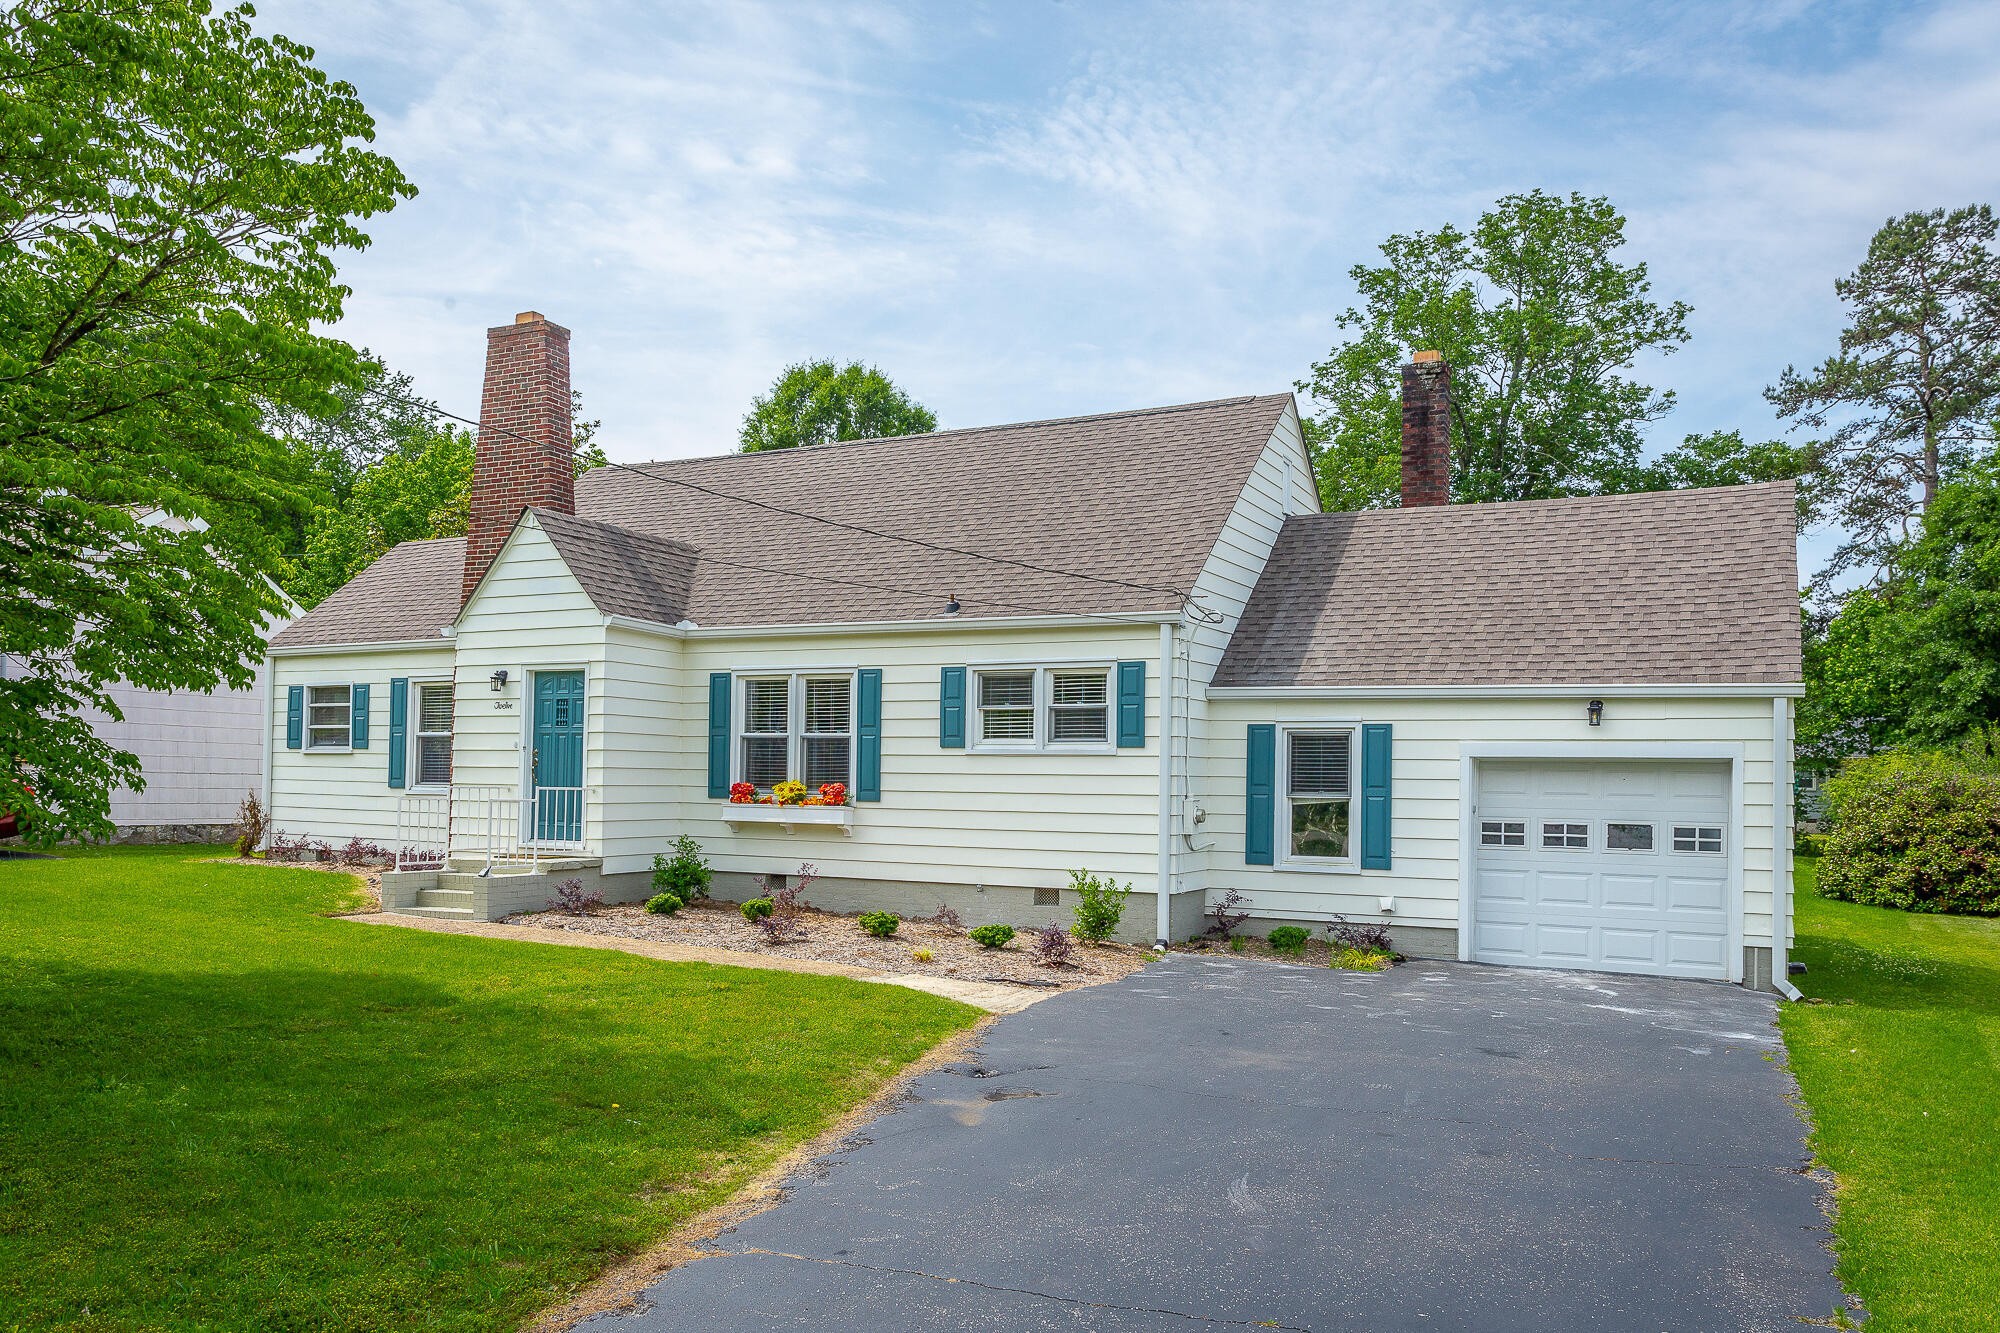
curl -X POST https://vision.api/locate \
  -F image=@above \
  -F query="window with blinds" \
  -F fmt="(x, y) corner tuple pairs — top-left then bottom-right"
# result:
(970, 665), (1113, 749)
(413, 682), (453, 787)
(1047, 670), (1109, 743)
(306, 684), (351, 750)
(737, 674), (854, 790)
(1286, 728), (1352, 860)
(977, 670), (1035, 742)
(802, 676), (852, 787)
(740, 677), (791, 788)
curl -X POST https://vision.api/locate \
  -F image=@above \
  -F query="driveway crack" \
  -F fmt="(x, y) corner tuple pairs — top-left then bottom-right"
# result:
(732, 1247), (1313, 1329)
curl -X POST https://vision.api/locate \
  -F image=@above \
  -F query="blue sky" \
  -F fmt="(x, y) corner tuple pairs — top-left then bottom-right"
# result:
(262, 0), (2000, 567)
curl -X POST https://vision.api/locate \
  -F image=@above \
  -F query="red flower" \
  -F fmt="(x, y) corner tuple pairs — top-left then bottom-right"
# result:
(818, 782), (848, 806)
(728, 781), (755, 805)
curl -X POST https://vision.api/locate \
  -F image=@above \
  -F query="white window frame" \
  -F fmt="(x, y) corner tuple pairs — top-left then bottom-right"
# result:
(1479, 819), (1526, 847)
(1603, 820), (1656, 853)
(1277, 722), (1358, 871)
(966, 661), (1116, 754)
(304, 682), (353, 754)
(1672, 824), (1726, 855)
(1541, 821), (1590, 850)
(407, 677), (454, 791)
(733, 671), (857, 792)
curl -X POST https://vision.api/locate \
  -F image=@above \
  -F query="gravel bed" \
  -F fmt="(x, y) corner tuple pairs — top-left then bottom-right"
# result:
(505, 901), (1150, 990)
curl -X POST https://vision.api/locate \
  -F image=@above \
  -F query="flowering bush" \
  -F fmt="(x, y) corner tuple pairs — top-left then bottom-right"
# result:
(772, 780), (808, 806)
(728, 781), (755, 805)
(819, 783), (848, 806)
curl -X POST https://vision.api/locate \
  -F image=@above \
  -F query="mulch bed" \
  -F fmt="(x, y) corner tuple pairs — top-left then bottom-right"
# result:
(1173, 934), (1397, 971)
(505, 901), (1150, 991)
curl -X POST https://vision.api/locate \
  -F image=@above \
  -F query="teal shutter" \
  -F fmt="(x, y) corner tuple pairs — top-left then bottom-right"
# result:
(1246, 724), (1276, 866)
(386, 678), (407, 788)
(1360, 722), (1392, 869)
(351, 683), (371, 749)
(1116, 661), (1145, 747)
(707, 672), (732, 799)
(285, 685), (303, 750)
(856, 669), (883, 802)
(939, 667), (966, 748)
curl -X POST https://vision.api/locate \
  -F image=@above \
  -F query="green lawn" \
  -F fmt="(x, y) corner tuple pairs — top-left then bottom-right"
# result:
(0, 846), (978, 1331)
(1781, 856), (2000, 1331)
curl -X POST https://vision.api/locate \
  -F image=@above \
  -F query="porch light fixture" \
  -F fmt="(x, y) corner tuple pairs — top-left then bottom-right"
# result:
(489, 669), (509, 693)
(1587, 698), (1604, 727)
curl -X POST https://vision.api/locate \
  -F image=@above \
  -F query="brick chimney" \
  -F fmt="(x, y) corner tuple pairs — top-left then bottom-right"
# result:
(462, 311), (574, 604)
(1400, 350), (1450, 508)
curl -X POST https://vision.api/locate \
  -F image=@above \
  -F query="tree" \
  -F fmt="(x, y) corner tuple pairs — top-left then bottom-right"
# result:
(739, 359), (936, 452)
(1801, 458), (2000, 760)
(1299, 190), (1692, 508)
(1768, 205), (2000, 580)
(0, 1), (412, 843)
(1630, 430), (1818, 512)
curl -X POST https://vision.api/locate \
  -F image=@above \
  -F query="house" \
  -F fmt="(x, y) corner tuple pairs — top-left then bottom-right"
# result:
(2, 510), (292, 843)
(265, 315), (1802, 990)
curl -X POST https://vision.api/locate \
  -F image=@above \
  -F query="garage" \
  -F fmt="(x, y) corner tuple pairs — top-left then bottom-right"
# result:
(1470, 758), (1735, 980)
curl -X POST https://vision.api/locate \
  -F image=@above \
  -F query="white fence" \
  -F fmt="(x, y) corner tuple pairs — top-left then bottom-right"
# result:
(393, 784), (586, 873)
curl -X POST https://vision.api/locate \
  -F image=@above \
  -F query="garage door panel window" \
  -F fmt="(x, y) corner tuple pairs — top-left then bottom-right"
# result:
(1605, 821), (1654, 852)
(1672, 825), (1724, 854)
(1285, 729), (1352, 862)
(1480, 820), (1526, 847)
(1542, 821), (1588, 849)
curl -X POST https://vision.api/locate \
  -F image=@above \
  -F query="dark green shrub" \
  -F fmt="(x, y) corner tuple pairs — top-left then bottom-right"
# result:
(858, 911), (899, 938)
(1229, 934), (1247, 952)
(1066, 868), (1133, 944)
(645, 892), (683, 916)
(1819, 753), (2000, 915)
(740, 897), (774, 923)
(968, 923), (1015, 949)
(651, 835), (712, 904)
(1266, 925), (1310, 956)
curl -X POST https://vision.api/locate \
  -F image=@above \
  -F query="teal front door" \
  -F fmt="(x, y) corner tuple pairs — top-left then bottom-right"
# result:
(531, 671), (585, 843)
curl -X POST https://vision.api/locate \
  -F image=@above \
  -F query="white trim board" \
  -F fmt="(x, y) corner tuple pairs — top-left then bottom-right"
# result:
(1207, 683), (1805, 700)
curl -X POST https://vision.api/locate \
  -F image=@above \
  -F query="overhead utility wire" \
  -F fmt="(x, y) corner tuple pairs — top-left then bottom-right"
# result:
(370, 390), (1223, 629)
(374, 389), (1225, 626)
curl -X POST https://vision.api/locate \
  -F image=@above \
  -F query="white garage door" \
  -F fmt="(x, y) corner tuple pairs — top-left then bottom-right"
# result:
(1471, 760), (1733, 980)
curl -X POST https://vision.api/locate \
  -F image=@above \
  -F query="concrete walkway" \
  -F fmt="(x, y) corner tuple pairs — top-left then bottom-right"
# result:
(343, 911), (1053, 1013)
(579, 956), (1846, 1332)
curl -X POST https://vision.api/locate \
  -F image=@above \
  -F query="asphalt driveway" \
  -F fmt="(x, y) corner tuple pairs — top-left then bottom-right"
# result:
(585, 956), (1845, 1331)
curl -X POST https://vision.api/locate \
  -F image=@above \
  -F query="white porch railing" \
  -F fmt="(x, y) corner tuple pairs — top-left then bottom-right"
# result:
(393, 784), (586, 873)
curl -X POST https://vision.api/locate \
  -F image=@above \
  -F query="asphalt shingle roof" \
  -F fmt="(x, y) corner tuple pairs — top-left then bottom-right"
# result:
(270, 538), (464, 650)
(1211, 482), (1802, 688)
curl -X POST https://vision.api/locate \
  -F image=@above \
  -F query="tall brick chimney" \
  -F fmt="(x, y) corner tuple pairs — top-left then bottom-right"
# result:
(1400, 350), (1450, 508)
(462, 311), (574, 604)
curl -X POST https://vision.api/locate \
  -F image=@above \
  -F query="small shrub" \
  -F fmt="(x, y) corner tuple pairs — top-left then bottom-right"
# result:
(1332, 947), (1391, 972)
(929, 903), (965, 932)
(1067, 868), (1134, 944)
(233, 790), (267, 859)
(1327, 913), (1395, 955)
(858, 911), (900, 939)
(1819, 753), (2000, 914)
(911, 946), (935, 963)
(645, 892), (684, 915)
(749, 863), (819, 943)
(339, 836), (389, 865)
(546, 877), (604, 916)
(1267, 925), (1310, 956)
(740, 897), (775, 922)
(1230, 934), (1247, 952)
(1205, 887), (1250, 940)
(651, 835), (712, 904)
(968, 923), (1015, 949)
(1030, 921), (1074, 968)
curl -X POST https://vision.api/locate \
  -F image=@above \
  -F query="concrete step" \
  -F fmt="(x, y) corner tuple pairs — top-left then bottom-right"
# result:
(444, 856), (600, 875)
(415, 887), (474, 909)
(401, 905), (474, 920)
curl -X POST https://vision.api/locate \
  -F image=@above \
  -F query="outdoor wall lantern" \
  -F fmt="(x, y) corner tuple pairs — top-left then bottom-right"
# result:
(1587, 698), (1605, 727)
(489, 669), (510, 693)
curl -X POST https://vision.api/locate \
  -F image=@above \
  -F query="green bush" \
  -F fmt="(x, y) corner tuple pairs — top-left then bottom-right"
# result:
(740, 897), (774, 923)
(644, 892), (683, 916)
(1066, 868), (1133, 944)
(1266, 925), (1310, 956)
(1819, 752), (2000, 915)
(857, 911), (899, 939)
(968, 923), (1015, 949)
(651, 835), (712, 904)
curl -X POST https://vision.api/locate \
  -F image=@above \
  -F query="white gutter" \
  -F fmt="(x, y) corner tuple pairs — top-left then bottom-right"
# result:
(267, 638), (447, 658)
(1156, 621), (1176, 946)
(1772, 694), (1797, 1000)
(675, 610), (1181, 641)
(1207, 682), (1807, 700)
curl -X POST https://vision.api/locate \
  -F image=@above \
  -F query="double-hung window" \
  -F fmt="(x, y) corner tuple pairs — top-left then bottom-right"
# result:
(737, 673), (854, 790)
(1284, 728), (1352, 862)
(971, 665), (1111, 751)
(411, 682), (454, 788)
(306, 685), (352, 751)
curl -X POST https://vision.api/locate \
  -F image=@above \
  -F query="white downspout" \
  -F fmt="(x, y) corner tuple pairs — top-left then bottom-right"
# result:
(1772, 695), (1801, 1000)
(1156, 621), (1177, 947)
(258, 654), (276, 852)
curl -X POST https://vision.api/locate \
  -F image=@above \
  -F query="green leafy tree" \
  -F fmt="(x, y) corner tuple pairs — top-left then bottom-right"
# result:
(1631, 430), (1818, 511)
(1300, 190), (1692, 508)
(1802, 458), (2000, 760)
(1768, 205), (2000, 580)
(0, 1), (412, 843)
(739, 358), (936, 452)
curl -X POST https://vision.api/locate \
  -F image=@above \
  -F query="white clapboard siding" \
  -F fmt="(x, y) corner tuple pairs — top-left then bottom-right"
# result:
(1198, 695), (1783, 944)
